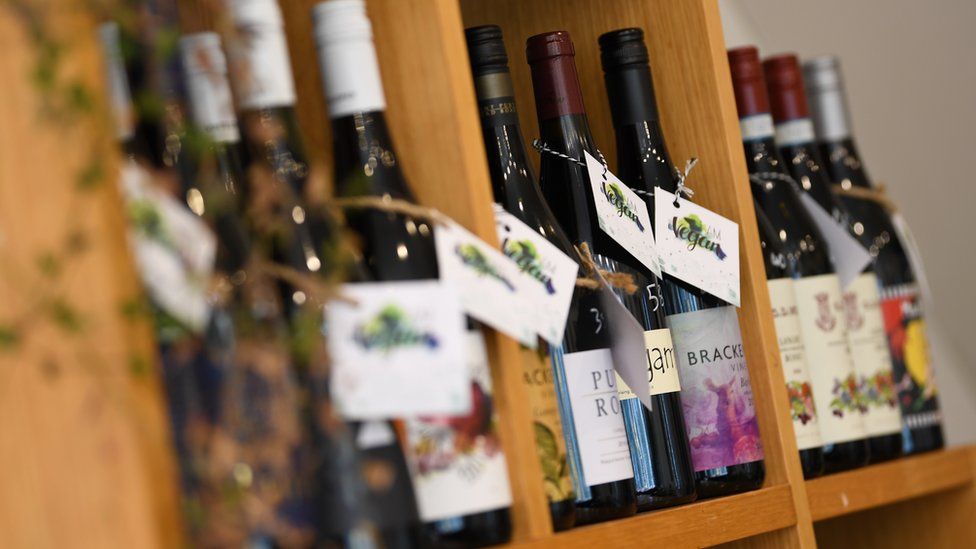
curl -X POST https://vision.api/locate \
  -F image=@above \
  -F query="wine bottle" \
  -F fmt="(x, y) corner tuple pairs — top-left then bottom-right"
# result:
(528, 29), (689, 514)
(464, 24), (576, 531)
(728, 46), (870, 473)
(804, 56), (944, 455)
(601, 28), (766, 497)
(755, 198), (827, 479)
(314, 2), (513, 546)
(763, 54), (904, 463)
(180, 31), (314, 546)
(223, 2), (423, 546)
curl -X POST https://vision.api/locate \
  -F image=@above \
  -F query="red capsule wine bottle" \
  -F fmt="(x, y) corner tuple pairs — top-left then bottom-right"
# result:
(528, 29), (685, 517)
(764, 54), (904, 463)
(465, 25), (576, 531)
(729, 46), (870, 473)
(314, 2), (513, 547)
(804, 56), (944, 455)
(601, 28), (765, 498)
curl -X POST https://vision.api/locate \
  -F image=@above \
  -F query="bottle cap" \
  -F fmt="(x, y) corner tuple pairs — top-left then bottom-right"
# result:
(313, 0), (374, 46)
(227, 0), (284, 27)
(465, 25), (509, 76)
(762, 53), (810, 122)
(179, 32), (241, 142)
(526, 31), (575, 63)
(727, 46), (771, 118)
(525, 30), (585, 120)
(803, 55), (852, 141)
(180, 32), (227, 76)
(598, 28), (648, 71)
(226, 0), (296, 109)
(312, 0), (386, 118)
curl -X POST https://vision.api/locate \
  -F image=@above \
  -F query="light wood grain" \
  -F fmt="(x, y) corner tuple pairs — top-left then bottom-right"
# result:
(459, 0), (813, 546)
(0, 5), (182, 549)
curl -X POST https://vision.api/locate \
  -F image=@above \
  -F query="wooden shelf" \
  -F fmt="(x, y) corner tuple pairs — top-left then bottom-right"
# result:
(511, 486), (797, 548)
(807, 447), (976, 522)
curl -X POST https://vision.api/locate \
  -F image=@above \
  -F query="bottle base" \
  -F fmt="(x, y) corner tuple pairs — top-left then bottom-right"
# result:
(800, 448), (826, 479)
(694, 460), (765, 499)
(635, 490), (697, 512)
(823, 439), (870, 474)
(904, 425), (945, 455)
(574, 500), (637, 526)
(422, 508), (512, 549)
(868, 432), (903, 464)
(549, 499), (576, 532)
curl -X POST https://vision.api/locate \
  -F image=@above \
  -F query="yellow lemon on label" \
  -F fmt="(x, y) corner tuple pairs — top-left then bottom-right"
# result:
(904, 320), (932, 389)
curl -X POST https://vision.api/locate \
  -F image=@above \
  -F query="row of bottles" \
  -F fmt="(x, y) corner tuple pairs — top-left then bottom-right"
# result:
(727, 46), (943, 479)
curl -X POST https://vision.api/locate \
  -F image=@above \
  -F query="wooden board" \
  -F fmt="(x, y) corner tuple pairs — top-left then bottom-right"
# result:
(0, 5), (182, 549)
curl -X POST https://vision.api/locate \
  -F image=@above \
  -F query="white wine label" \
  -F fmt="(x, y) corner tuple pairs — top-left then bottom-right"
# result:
(667, 306), (763, 472)
(406, 331), (513, 522)
(645, 328), (681, 395)
(326, 280), (471, 419)
(563, 348), (635, 486)
(654, 188), (741, 306)
(180, 33), (241, 143)
(768, 278), (823, 450)
(119, 161), (215, 333)
(493, 205), (579, 346)
(774, 119), (816, 147)
(793, 274), (867, 444)
(227, 0), (297, 109)
(434, 219), (536, 347)
(739, 114), (774, 141)
(313, 2), (386, 118)
(584, 152), (662, 277)
(843, 273), (902, 436)
(796, 192), (871, 288)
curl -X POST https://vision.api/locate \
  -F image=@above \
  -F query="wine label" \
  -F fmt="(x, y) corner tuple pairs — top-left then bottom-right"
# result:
(843, 273), (903, 436)
(795, 192), (871, 288)
(314, 2), (386, 118)
(774, 119), (816, 147)
(793, 274), (867, 444)
(740, 114), (775, 141)
(562, 348), (635, 486)
(406, 331), (513, 522)
(667, 306), (763, 472)
(768, 278), (823, 451)
(119, 161), (215, 333)
(227, 0), (297, 109)
(654, 188), (741, 306)
(645, 328), (681, 395)
(493, 205), (579, 346)
(326, 280), (471, 419)
(880, 284), (942, 429)
(520, 347), (574, 503)
(180, 33), (241, 143)
(583, 152), (661, 277)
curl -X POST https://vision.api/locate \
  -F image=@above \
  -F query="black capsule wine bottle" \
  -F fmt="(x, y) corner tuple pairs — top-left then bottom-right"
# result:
(729, 46), (870, 473)
(764, 54), (903, 463)
(465, 25), (576, 531)
(528, 29), (688, 516)
(804, 55), (944, 455)
(600, 28), (763, 498)
(314, 2), (513, 547)
(754, 199), (827, 479)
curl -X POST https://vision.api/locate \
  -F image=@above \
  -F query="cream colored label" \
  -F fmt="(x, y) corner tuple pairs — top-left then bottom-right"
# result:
(793, 274), (867, 445)
(520, 348), (573, 503)
(645, 328), (681, 395)
(842, 273), (903, 436)
(768, 278), (823, 450)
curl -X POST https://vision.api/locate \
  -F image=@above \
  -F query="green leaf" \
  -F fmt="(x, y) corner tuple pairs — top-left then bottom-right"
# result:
(76, 156), (104, 191)
(47, 298), (84, 334)
(36, 252), (61, 278)
(0, 326), (21, 351)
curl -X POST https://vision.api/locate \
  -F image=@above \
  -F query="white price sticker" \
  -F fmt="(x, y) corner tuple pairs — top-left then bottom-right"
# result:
(493, 204), (579, 346)
(326, 280), (470, 420)
(654, 187), (740, 306)
(584, 151), (661, 277)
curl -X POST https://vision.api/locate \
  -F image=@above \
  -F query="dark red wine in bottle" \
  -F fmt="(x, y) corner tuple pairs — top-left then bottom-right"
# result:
(314, 2), (513, 547)
(728, 46), (870, 473)
(527, 29), (687, 516)
(804, 56), (944, 455)
(600, 28), (765, 498)
(465, 25), (576, 531)
(764, 54), (903, 464)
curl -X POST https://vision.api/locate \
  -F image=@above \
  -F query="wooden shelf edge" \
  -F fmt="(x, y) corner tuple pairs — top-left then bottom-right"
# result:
(509, 485), (796, 548)
(807, 446), (976, 522)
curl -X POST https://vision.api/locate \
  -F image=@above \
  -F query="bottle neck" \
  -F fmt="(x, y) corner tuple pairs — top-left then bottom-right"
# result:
(740, 113), (790, 176)
(331, 111), (414, 201)
(821, 137), (872, 189)
(774, 116), (846, 220)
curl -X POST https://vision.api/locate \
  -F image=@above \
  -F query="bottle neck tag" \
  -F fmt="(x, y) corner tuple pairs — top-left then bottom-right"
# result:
(654, 187), (741, 306)
(796, 191), (872, 288)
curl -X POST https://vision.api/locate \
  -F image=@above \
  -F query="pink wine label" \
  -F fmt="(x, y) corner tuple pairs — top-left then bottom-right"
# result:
(667, 306), (764, 472)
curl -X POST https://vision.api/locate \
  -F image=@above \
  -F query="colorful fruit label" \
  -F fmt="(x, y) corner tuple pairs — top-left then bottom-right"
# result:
(405, 331), (513, 522)
(520, 347), (574, 503)
(793, 274), (867, 445)
(842, 273), (902, 436)
(880, 284), (942, 429)
(667, 306), (764, 472)
(768, 278), (823, 451)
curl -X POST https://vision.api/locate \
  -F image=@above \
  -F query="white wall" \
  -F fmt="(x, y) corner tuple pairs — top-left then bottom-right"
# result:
(719, 0), (976, 445)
